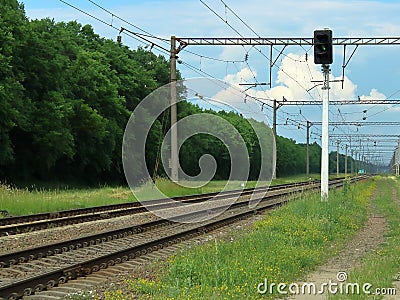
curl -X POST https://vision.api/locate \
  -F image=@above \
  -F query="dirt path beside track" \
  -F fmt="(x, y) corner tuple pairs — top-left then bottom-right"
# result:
(287, 187), (389, 300)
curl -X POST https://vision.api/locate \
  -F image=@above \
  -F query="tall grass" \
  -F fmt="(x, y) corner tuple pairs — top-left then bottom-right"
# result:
(121, 179), (375, 299)
(0, 174), (317, 216)
(0, 183), (136, 216)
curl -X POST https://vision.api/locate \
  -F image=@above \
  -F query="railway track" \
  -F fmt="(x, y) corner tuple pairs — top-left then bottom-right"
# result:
(0, 180), (323, 236)
(0, 176), (368, 299)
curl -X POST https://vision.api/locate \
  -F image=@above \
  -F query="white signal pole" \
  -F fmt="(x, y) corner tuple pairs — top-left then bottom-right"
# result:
(345, 144), (348, 175)
(321, 64), (330, 200)
(336, 141), (340, 177)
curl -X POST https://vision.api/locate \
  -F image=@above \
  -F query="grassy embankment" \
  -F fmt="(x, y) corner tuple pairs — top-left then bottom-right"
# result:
(330, 176), (400, 300)
(103, 177), (377, 299)
(0, 174), (327, 216)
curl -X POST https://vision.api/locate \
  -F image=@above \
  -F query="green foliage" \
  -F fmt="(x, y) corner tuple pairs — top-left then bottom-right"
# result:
(0, 2), (173, 184)
(0, 1), (355, 185)
(0, 0), (26, 164)
(276, 137), (315, 176)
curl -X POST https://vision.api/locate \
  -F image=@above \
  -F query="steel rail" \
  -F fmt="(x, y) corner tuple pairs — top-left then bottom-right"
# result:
(0, 180), (321, 236)
(0, 176), (368, 299)
(0, 180), (324, 267)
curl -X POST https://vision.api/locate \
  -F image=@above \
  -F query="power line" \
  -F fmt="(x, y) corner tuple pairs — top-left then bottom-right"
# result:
(59, 0), (170, 55)
(87, 0), (167, 41)
(83, 0), (366, 146)
(331, 134), (400, 138)
(218, 0), (311, 63)
(87, 0), (248, 66)
(219, 0), (260, 37)
(60, 0), (243, 85)
(199, 0), (325, 148)
(60, 0), (398, 168)
(310, 121), (400, 126)
(276, 99), (400, 106)
(61, 0), (274, 120)
(203, 0), (312, 92)
(198, 0), (268, 97)
(199, 0), (243, 37)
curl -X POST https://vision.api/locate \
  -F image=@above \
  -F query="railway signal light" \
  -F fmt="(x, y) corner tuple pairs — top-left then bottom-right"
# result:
(314, 29), (333, 64)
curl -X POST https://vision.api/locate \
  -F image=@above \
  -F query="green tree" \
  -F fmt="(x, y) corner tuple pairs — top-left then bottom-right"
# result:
(0, 0), (27, 166)
(2, 1), (333, 185)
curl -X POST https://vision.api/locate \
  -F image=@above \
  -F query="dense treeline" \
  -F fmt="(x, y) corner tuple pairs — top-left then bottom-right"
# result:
(0, 1), (350, 186)
(1, 1), (172, 184)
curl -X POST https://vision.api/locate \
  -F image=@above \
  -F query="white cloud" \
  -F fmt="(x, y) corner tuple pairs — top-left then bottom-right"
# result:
(255, 53), (357, 101)
(222, 53), (388, 106)
(359, 88), (386, 101)
(223, 67), (256, 85)
(389, 106), (400, 112)
(370, 22), (400, 36)
(219, 46), (246, 62)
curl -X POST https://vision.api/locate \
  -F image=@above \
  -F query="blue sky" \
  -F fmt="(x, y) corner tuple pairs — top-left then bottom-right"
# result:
(21, 0), (400, 166)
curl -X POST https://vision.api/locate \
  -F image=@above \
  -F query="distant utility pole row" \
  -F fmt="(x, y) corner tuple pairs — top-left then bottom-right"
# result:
(274, 105), (400, 178)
